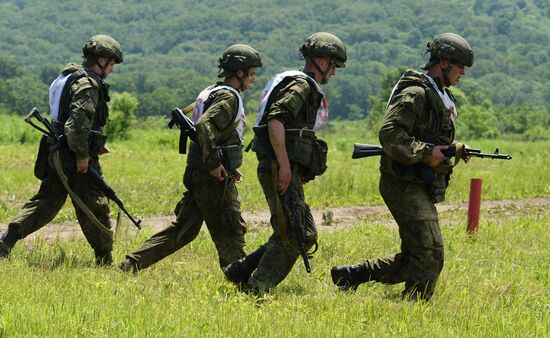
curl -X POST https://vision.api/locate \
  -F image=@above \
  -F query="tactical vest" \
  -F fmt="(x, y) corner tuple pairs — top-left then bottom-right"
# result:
(49, 68), (110, 155)
(253, 73), (328, 180)
(381, 70), (457, 202)
(186, 87), (244, 173)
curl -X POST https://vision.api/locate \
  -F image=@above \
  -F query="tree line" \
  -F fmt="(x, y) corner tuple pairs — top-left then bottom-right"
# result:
(0, 0), (548, 140)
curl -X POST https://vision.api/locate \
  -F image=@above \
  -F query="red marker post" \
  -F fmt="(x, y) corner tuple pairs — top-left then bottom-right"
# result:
(467, 178), (483, 233)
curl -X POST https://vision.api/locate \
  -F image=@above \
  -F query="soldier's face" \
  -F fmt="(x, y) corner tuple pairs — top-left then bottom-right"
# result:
(99, 57), (116, 79)
(241, 67), (257, 91)
(319, 57), (336, 84)
(441, 60), (465, 86)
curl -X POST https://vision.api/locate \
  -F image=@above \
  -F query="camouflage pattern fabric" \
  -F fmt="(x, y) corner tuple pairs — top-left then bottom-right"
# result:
(247, 77), (320, 291)
(6, 66), (113, 260)
(363, 69), (455, 300)
(125, 87), (247, 270)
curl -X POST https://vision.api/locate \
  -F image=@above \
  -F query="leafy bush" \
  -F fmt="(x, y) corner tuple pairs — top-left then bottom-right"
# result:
(104, 92), (138, 141)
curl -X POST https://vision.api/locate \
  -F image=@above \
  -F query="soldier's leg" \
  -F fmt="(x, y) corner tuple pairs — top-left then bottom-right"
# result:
(246, 171), (308, 292)
(125, 189), (203, 271)
(380, 173), (444, 301)
(1, 173), (68, 257)
(194, 177), (246, 268)
(70, 173), (113, 265)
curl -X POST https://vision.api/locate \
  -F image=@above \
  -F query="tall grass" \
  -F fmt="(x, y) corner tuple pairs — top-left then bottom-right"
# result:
(0, 204), (547, 336)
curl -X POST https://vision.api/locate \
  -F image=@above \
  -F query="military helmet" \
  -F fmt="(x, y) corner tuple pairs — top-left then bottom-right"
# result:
(300, 32), (347, 68)
(422, 33), (473, 69)
(218, 44), (262, 77)
(82, 35), (123, 64)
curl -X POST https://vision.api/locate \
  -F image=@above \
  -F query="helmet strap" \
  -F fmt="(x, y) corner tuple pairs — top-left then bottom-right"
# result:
(309, 58), (329, 84)
(442, 63), (453, 87)
(94, 57), (108, 79)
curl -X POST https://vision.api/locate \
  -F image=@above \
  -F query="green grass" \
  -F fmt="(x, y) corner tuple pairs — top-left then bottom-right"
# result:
(1, 119), (549, 222)
(0, 205), (547, 336)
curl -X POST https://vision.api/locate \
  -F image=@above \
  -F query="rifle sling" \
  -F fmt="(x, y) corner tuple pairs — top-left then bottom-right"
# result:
(51, 150), (113, 237)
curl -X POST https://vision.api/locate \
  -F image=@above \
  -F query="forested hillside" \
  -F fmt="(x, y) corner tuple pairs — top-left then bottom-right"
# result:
(0, 0), (549, 138)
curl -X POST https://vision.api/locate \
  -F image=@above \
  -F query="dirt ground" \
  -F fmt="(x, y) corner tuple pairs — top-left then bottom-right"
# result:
(1, 197), (548, 242)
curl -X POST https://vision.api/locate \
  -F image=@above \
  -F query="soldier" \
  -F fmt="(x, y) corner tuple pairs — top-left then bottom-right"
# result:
(119, 44), (262, 272)
(0, 35), (123, 265)
(331, 33), (474, 301)
(223, 32), (347, 293)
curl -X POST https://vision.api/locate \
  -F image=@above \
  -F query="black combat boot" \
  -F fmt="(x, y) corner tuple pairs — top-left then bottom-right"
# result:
(0, 228), (20, 259)
(223, 245), (267, 285)
(119, 257), (139, 273)
(95, 250), (113, 266)
(330, 264), (370, 291)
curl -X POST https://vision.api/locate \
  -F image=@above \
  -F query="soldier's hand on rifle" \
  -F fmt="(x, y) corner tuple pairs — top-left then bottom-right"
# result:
(461, 143), (471, 163)
(278, 161), (292, 194)
(210, 164), (227, 181)
(98, 144), (110, 156)
(76, 158), (89, 174)
(233, 169), (243, 183)
(425, 145), (448, 168)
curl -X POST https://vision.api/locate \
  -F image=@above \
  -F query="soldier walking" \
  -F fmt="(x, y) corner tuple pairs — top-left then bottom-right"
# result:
(223, 33), (347, 293)
(331, 33), (474, 301)
(0, 35), (124, 265)
(119, 45), (262, 272)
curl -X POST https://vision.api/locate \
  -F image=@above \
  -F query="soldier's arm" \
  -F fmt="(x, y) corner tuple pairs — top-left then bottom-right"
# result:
(195, 91), (238, 170)
(265, 78), (311, 193)
(378, 86), (433, 165)
(64, 77), (99, 165)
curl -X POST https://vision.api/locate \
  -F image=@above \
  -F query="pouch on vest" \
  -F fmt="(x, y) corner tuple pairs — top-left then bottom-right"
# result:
(34, 135), (51, 180)
(430, 172), (450, 203)
(302, 138), (328, 181)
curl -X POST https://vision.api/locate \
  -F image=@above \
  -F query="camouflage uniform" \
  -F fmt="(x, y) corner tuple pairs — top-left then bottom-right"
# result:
(126, 89), (247, 269)
(334, 70), (456, 300)
(1, 63), (114, 264)
(246, 76), (322, 291)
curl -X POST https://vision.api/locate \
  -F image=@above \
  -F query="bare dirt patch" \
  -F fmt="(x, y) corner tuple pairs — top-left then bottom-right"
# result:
(1, 197), (548, 243)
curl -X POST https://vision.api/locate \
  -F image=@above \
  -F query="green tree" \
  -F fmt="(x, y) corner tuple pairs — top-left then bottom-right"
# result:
(105, 92), (138, 140)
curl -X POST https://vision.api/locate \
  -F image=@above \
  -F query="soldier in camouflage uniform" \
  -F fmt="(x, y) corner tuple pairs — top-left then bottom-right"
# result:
(0, 35), (123, 265)
(331, 33), (474, 301)
(119, 44), (262, 272)
(223, 33), (347, 292)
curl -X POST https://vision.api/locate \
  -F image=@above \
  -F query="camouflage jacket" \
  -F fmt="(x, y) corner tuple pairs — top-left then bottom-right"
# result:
(60, 63), (110, 161)
(264, 76), (322, 130)
(194, 88), (241, 170)
(379, 69), (456, 171)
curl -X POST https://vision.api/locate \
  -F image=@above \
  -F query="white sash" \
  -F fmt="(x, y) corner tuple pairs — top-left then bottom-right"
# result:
(255, 70), (328, 131)
(192, 85), (245, 142)
(49, 73), (72, 122)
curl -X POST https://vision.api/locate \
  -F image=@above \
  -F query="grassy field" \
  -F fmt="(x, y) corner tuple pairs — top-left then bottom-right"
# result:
(0, 203), (547, 336)
(1, 119), (549, 223)
(0, 119), (549, 336)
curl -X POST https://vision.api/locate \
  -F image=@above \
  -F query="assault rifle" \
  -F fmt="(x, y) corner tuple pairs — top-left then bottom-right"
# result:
(352, 143), (512, 160)
(168, 107), (197, 154)
(253, 125), (314, 273)
(24, 107), (142, 230)
(282, 187), (312, 273)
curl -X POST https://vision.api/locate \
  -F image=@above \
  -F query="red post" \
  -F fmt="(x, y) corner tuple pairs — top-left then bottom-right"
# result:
(467, 178), (483, 233)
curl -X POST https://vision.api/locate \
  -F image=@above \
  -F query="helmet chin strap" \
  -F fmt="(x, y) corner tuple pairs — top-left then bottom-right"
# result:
(235, 69), (250, 92)
(441, 63), (453, 87)
(309, 58), (330, 84)
(94, 57), (107, 79)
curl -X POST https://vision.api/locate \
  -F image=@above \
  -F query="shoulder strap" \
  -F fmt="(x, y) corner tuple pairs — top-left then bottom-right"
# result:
(57, 69), (90, 125)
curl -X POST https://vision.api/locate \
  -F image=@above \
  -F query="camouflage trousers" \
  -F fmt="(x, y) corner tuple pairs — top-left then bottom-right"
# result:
(360, 172), (444, 300)
(127, 166), (246, 270)
(8, 157), (112, 257)
(247, 161), (317, 291)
